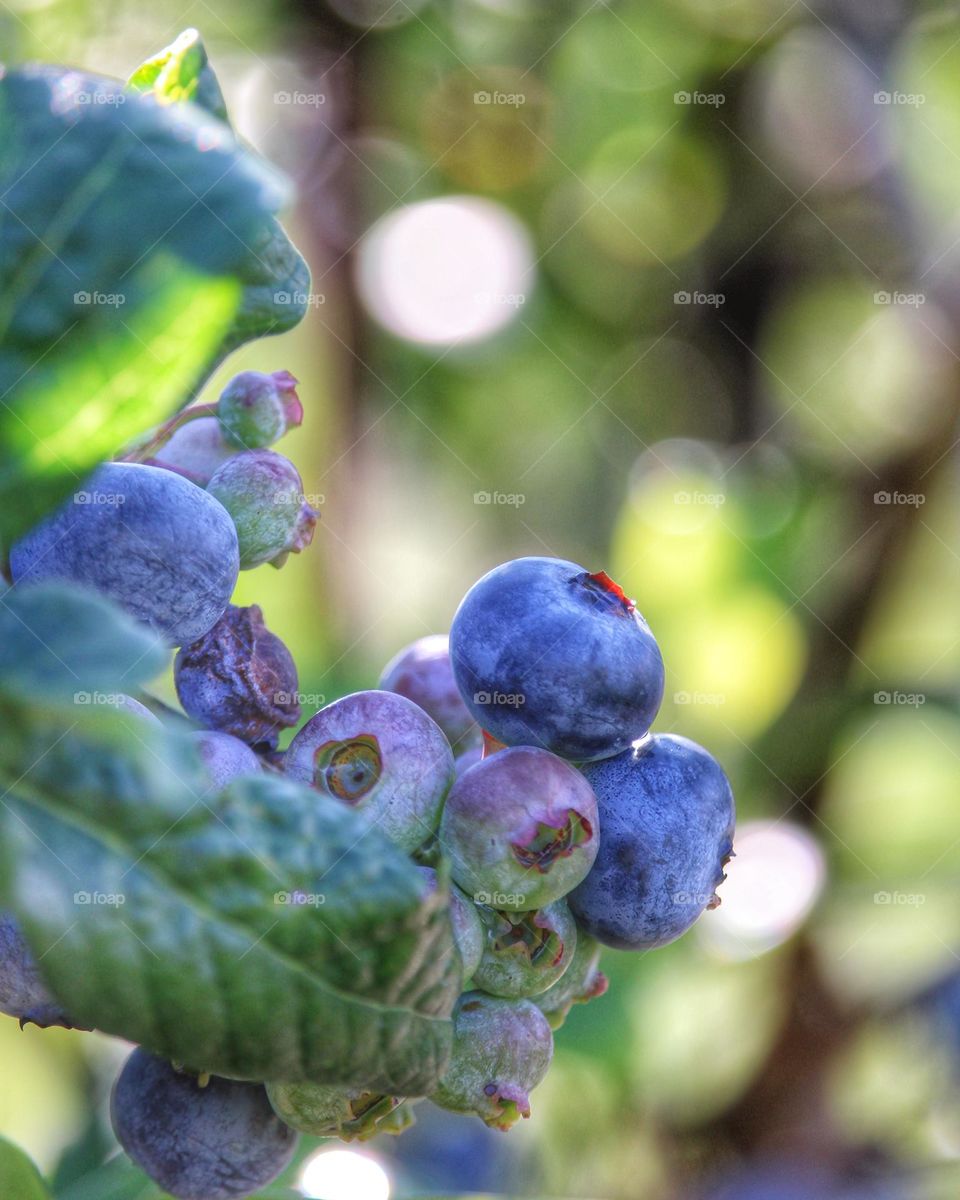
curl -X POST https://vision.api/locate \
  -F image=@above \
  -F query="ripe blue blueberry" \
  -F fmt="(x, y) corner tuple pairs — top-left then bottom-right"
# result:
(206, 449), (317, 569)
(265, 1081), (414, 1140)
(380, 634), (480, 752)
(152, 416), (235, 485)
(175, 605), (300, 749)
(430, 991), (553, 1130)
(449, 556), (664, 761)
(569, 734), (735, 951)
(471, 900), (577, 1000)
(418, 866), (485, 981)
(439, 746), (599, 911)
(192, 731), (262, 791)
(111, 1048), (298, 1200)
(534, 931), (607, 1030)
(9, 462), (239, 646)
(0, 912), (73, 1029)
(284, 690), (454, 852)
(217, 370), (303, 449)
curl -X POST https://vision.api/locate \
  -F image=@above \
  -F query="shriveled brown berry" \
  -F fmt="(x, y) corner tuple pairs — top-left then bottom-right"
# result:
(175, 604), (300, 749)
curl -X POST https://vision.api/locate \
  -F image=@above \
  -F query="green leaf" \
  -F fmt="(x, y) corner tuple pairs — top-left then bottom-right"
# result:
(0, 583), (167, 703)
(127, 28), (228, 122)
(0, 64), (304, 544)
(0, 589), (460, 1095)
(126, 32), (311, 356)
(0, 1136), (50, 1200)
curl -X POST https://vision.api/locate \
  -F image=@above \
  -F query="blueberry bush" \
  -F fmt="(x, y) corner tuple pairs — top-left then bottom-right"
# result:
(0, 30), (739, 1199)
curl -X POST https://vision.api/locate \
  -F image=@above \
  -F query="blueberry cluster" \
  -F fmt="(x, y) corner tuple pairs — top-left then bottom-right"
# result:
(0, 379), (734, 1196)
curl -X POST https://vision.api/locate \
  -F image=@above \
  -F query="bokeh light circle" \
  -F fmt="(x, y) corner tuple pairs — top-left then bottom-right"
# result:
(356, 195), (535, 345)
(699, 820), (826, 959)
(300, 1147), (391, 1200)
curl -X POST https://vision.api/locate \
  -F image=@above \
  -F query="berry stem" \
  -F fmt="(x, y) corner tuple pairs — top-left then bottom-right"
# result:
(117, 402), (220, 464)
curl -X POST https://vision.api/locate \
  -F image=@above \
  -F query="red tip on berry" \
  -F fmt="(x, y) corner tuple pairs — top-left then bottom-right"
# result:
(482, 730), (508, 757)
(585, 570), (635, 612)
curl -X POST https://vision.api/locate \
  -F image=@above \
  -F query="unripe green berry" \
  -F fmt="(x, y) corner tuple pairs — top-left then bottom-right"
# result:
(534, 931), (607, 1030)
(218, 370), (303, 449)
(471, 900), (577, 1000)
(207, 449), (317, 569)
(430, 992), (553, 1131)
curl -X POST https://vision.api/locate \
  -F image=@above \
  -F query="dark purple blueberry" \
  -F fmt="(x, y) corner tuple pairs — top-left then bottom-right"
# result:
(110, 1048), (298, 1200)
(0, 912), (73, 1029)
(449, 556), (664, 762)
(569, 734), (735, 950)
(9, 462), (239, 646)
(379, 635), (480, 751)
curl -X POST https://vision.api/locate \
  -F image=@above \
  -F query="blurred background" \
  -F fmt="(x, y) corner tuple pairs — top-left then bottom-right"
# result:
(5, 0), (960, 1196)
